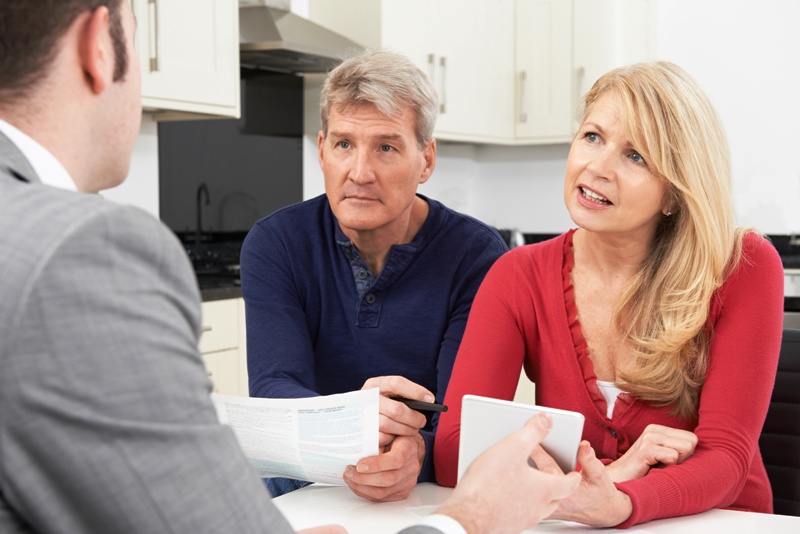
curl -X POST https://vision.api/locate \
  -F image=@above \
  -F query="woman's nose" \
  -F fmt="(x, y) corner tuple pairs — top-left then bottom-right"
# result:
(586, 147), (617, 180)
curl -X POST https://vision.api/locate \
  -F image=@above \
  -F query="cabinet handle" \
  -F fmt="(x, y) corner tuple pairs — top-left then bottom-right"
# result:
(519, 70), (528, 124)
(147, 0), (159, 72)
(427, 53), (436, 83)
(201, 325), (212, 333)
(574, 66), (586, 107)
(439, 56), (447, 114)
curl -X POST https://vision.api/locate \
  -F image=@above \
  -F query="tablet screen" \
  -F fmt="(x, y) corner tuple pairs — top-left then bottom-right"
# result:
(457, 395), (585, 482)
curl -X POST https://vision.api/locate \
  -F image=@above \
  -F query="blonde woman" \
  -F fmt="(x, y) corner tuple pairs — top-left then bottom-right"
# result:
(434, 62), (784, 527)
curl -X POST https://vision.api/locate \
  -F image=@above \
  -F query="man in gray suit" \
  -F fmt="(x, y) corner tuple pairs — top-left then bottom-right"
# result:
(0, 2), (578, 533)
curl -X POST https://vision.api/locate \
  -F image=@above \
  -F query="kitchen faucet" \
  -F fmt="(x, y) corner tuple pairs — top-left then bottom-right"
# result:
(195, 182), (210, 245)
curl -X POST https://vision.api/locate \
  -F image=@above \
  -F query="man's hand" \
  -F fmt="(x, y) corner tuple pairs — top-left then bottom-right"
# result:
(606, 424), (698, 482)
(361, 376), (432, 447)
(343, 433), (425, 502)
(436, 414), (581, 534)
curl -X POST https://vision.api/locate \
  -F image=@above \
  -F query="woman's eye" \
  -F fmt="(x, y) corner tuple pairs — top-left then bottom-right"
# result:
(630, 151), (646, 165)
(584, 132), (599, 143)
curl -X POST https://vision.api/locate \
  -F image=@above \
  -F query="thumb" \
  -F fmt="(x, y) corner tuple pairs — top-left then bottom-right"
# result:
(577, 440), (605, 480)
(516, 413), (553, 451)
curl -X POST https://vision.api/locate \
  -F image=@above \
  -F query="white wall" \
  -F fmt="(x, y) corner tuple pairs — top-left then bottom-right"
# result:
(303, 0), (800, 235)
(100, 115), (160, 217)
(656, 0), (800, 234)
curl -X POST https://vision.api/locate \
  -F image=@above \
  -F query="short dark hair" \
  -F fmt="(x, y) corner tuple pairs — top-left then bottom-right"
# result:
(0, 0), (127, 102)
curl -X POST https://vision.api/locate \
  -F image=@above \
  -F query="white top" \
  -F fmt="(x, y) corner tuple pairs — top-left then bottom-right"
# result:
(596, 380), (623, 419)
(0, 119), (76, 191)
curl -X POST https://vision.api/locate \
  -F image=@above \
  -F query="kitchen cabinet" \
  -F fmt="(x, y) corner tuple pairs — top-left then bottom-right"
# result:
(309, 0), (516, 144)
(310, 0), (654, 145)
(380, 0), (515, 143)
(130, 0), (240, 119)
(514, 0), (574, 143)
(572, 0), (657, 129)
(199, 298), (248, 396)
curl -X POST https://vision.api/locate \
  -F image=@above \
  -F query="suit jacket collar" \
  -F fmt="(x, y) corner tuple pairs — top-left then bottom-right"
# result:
(0, 129), (40, 185)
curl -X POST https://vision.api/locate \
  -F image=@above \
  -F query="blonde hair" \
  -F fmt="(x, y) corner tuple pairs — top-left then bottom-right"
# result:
(579, 62), (749, 418)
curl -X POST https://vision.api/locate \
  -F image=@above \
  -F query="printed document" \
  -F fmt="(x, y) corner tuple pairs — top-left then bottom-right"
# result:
(211, 388), (380, 485)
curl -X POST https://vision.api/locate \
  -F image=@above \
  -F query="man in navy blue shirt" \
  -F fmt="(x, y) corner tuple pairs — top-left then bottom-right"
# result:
(240, 49), (508, 502)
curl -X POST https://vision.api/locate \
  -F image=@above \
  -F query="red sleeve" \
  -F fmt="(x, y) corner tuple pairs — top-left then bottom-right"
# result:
(615, 234), (785, 526)
(434, 249), (531, 487)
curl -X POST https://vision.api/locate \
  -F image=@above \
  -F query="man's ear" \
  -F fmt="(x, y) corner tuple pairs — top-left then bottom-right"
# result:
(418, 138), (436, 185)
(317, 130), (326, 167)
(79, 7), (114, 94)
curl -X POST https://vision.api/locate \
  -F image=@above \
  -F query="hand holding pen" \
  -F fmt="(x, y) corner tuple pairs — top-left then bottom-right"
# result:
(391, 396), (448, 413)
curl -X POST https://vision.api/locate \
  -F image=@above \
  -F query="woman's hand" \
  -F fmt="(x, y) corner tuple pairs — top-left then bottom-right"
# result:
(361, 376), (432, 448)
(606, 424), (698, 482)
(533, 441), (633, 528)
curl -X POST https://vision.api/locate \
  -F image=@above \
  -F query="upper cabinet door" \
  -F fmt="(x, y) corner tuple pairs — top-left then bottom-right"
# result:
(433, 0), (515, 142)
(572, 0), (657, 128)
(514, 0), (574, 143)
(132, 0), (240, 119)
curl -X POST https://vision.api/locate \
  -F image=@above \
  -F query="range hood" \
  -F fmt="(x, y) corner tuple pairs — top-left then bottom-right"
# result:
(239, 6), (363, 74)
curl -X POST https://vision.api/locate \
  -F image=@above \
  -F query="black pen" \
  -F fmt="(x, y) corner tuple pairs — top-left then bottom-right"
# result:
(392, 396), (448, 413)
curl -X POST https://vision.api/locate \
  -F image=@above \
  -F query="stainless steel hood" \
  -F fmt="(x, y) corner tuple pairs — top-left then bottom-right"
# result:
(239, 6), (363, 74)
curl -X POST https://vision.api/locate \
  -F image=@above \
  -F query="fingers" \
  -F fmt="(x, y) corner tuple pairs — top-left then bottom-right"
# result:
(363, 376), (433, 441)
(530, 444), (564, 475)
(353, 438), (417, 475)
(342, 435), (424, 502)
(436, 413), (581, 534)
(377, 395), (427, 434)
(576, 440), (606, 480)
(362, 375), (435, 403)
(518, 412), (553, 443)
(637, 424), (698, 465)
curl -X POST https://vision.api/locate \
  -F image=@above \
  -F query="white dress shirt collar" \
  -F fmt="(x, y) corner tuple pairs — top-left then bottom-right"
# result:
(0, 119), (77, 191)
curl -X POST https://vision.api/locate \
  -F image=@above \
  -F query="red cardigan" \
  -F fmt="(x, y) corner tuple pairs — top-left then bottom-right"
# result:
(434, 230), (785, 527)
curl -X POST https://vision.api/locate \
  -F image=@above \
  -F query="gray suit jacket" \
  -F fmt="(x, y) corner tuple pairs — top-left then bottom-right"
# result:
(0, 132), (441, 534)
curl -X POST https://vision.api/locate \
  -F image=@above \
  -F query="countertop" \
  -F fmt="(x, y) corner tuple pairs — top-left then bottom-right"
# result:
(187, 232), (800, 306)
(200, 285), (242, 302)
(174, 231), (245, 302)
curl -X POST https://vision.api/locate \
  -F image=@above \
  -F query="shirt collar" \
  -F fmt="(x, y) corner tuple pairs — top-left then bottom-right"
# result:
(0, 119), (77, 191)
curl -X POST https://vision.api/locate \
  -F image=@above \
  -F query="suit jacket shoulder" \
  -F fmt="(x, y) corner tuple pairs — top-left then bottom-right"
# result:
(0, 153), (294, 532)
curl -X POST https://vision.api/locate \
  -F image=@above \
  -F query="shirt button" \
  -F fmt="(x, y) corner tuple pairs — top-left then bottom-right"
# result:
(609, 428), (618, 439)
(365, 293), (376, 304)
(358, 268), (368, 279)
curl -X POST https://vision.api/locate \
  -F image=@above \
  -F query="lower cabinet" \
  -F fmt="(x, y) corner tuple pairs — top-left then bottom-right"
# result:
(199, 298), (248, 396)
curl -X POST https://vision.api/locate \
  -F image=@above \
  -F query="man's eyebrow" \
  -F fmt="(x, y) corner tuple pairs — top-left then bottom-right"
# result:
(327, 131), (407, 143)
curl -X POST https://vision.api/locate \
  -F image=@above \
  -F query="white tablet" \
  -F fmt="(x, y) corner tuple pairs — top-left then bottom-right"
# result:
(457, 395), (585, 482)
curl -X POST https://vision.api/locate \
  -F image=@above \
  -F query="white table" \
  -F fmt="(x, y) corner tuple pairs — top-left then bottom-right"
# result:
(273, 482), (800, 533)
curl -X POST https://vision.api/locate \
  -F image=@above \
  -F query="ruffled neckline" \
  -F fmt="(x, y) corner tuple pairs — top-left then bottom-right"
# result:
(562, 229), (633, 420)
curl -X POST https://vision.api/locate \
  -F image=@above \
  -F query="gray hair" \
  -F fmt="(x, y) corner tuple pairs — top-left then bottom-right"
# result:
(320, 49), (438, 149)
